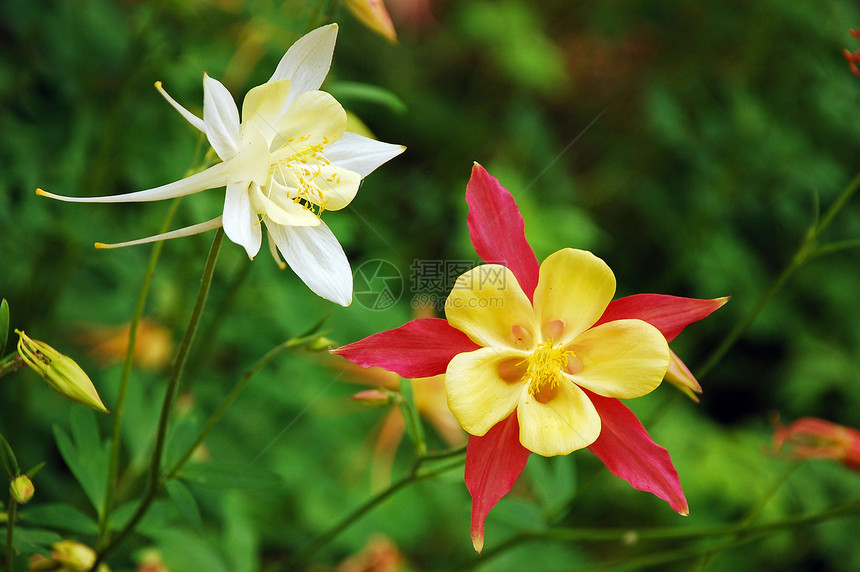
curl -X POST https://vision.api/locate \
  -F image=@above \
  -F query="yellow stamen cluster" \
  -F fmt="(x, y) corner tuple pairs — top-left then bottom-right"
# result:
(272, 136), (335, 216)
(523, 340), (574, 403)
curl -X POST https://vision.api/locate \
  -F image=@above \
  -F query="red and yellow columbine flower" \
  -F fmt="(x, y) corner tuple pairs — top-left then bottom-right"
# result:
(334, 163), (727, 552)
(444, 250), (669, 456)
(774, 417), (860, 471)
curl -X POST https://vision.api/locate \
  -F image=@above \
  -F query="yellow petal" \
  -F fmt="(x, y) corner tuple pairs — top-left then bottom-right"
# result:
(533, 249), (616, 344)
(242, 78), (293, 142)
(311, 163), (361, 210)
(274, 90), (347, 146)
(517, 380), (600, 456)
(445, 265), (538, 351)
(251, 183), (320, 226)
(566, 319), (669, 399)
(445, 347), (526, 436)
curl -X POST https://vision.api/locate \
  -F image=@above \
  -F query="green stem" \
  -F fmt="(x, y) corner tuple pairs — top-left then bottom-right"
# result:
(4, 498), (16, 572)
(288, 455), (465, 568)
(696, 170), (860, 380)
(163, 332), (323, 481)
(97, 198), (180, 550)
(91, 228), (224, 570)
(184, 258), (251, 389)
(469, 497), (860, 570)
(0, 354), (24, 380)
(694, 462), (801, 571)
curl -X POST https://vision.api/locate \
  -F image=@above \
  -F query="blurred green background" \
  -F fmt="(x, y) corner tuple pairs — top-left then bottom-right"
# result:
(2, 0), (860, 570)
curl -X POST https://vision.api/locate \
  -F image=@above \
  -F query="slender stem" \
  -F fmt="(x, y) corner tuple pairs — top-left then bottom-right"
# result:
(4, 498), (16, 572)
(420, 444), (467, 461)
(163, 333), (321, 480)
(694, 462), (801, 571)
(97, 198), (180, 550)
(814, 171), (860, 238)
(696, 243), (807, 379)
(0, 354), (24, 380)
(289, 455), (464, 567)
(184, 258), (251, 389)
(468, 496), (860, 570)
(92, 228), (224, 570)
(696, 171), (860, 380)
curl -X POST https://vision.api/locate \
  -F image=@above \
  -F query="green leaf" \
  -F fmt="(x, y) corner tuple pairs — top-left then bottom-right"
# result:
(328, 81), (408, 114)
(165, 414), (203, 471)
(111, 499), (175, 535)
(53, 409), (108, 516)
(25, 461), (46, 478)
(165, 478), (204, 535)
(147, 527), (230, 572)
(222, 491), (257, 572)
(20, 503), (99, 535)
(526, 454), (576, 522)
(0, 431), (19, 478)
(178, 462), (283, 490)
(398, 378), (427, 456)
(0, 526), (63, 554)
(0, 298), (9, 355)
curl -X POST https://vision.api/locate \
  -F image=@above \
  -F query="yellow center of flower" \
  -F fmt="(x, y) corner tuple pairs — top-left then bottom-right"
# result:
(523, 340), (575, 404)
(271, 136), (335, 216)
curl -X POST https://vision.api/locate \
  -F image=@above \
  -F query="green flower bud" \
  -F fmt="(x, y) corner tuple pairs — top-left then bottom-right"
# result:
(306, 336), (337, 351)
(16, 330), (108, 413)
(10, 474), (34, 504)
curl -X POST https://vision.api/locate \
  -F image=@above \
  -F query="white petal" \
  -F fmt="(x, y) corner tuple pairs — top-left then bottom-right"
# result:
(203, 73), (242, 160)
(266, 219), (352, 306)
(222, 182), (262, 258)
(94, 217), (223, 249)
(156, 81), (206, 133)
(37, 160), (233, 203)
(323, 132), (405, 178)
(268, 24), (338, 112)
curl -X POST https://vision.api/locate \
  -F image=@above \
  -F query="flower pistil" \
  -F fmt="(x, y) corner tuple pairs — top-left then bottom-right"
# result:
(523, 340), (574, 403)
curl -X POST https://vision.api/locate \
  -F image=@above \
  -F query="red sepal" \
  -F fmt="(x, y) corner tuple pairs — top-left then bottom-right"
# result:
(466, 163), (540, 300)
(332, 318), (480, 378)
(596, 294), (728, 342)
(465, 413), (531, 553)
(586, 391), (688, 515)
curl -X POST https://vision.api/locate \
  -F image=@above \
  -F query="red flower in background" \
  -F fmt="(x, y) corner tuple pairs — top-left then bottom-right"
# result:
(334, 163), (726, 552)
(843, 28), (860, 77)
(775, 417), (860, 471)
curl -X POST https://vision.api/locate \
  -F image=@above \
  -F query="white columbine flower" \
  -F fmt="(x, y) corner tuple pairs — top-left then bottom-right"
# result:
(37, 24), (404, 306)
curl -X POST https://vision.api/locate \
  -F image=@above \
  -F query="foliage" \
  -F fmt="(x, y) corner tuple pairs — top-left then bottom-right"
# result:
(2, 0), (860, 570)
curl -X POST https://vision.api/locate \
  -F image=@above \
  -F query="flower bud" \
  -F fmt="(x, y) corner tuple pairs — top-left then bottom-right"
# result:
(49, 540), (98, 571)
(664, 350), (703, 402)
(16, 330), (108, 413)
(343, 0), (397, 42)
(350, 389), (397, 407)
(10, 474), (34, 504)
(306, 336), (338, 352)
(774, 417), (860, 471)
